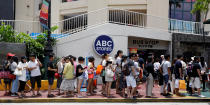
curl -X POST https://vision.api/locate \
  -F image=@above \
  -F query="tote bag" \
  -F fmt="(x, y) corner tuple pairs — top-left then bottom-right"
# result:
(106, 69), (114, 78)
(14, 68), (23, 76)
(179, 80), (186, 90)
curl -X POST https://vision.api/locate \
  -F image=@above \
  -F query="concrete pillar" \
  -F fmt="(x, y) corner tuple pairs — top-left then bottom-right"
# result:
(51, 0), (61, 28)
(147, 0), (169, 31)
(87, 0), (108, 26)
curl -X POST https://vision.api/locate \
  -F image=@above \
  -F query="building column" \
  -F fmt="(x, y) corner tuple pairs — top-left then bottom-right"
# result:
(87, 0), (108, 26)
(51, 0), (61, 33)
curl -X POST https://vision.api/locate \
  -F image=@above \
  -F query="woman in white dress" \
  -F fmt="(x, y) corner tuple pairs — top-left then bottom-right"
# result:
(105, 57), (115, 98)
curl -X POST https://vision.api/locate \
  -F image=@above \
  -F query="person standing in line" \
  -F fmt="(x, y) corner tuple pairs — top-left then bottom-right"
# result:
(120, 55), (128, 98)
(171, 59), (177, 94)
(154, 58), (161, 84)
(190, 56), (205, 97)
(17, 56), (28, 98)
(101, 53), (109, 96)
(76, 57), (85, 98)
(28, 54), (42, 97)
(87, 57), (95, 96)
(133, 54), (141, 98)
(145, 56), (155, 98)
(3, 53), (14, 96)
(10, 56), (19, 97)
(125, 54), (136, 99)
(60, 57), (75, 97)
(57, 57), (65, 96)
(186, 58), (194, 95)
(115, 50), (123, 94)
(160, 55), (165, 95)
(161, 55), (172, 96)
(71, 56), (78, 93)
(105, 58), (115, 98)
(174, 55), (183, 96)
(47, 54), (57, 98)
(199, 57), (208, 92)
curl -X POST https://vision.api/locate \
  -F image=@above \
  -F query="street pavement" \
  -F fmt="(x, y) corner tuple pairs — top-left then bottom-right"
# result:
(0, 83), (209, 99)
(0, 103), (209, 105)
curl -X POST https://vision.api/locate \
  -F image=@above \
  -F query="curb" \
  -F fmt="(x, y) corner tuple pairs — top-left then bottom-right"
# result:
(0, 98), (210, 103)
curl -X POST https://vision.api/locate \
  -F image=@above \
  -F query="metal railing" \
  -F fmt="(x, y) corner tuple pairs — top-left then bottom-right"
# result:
(0, 20), (46, 35)
(0, 8), (204, 40)
(169, 19), (203, 35)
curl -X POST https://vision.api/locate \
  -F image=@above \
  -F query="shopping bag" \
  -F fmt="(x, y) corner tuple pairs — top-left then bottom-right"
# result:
(96, 65), (103, 75)
(179, 80), (186, 90)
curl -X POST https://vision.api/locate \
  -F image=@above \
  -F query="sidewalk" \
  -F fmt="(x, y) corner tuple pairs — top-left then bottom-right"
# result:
(0, 83), (209, 103)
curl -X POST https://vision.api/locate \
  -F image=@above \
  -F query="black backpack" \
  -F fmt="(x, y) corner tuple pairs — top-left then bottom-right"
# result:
(187, 63), (193, 77)
(122, 63), (131, 76)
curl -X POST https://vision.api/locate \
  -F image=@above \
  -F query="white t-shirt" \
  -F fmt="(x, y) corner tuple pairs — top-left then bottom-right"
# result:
(17, 62), (28, 81)
(57, 62), (64, 74)
(162, 61), (171, 76)
(115, 57), (122, 73)
(134, 61), (140, 75)
(154, 62), (160, 71)
(28, 60), (41, 77)
(102, 60), (107, 67)
(10, 62), (18, 72)
(199, 62), (208, 73)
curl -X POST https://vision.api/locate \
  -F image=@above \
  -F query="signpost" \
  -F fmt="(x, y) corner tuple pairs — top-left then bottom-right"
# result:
(94, 35), (114, 56)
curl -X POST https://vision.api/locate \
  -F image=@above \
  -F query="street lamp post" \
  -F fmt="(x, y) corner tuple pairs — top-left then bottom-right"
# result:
(44, 0), (52, 79)
(44, 0), (52, 55)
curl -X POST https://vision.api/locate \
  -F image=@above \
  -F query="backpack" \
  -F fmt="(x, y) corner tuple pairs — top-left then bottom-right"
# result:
(186, 63), (193, 77)
(122, 63), (131, 76)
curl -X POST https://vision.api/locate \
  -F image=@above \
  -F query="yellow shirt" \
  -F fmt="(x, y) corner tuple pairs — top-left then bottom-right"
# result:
(63, 62), (74, 79)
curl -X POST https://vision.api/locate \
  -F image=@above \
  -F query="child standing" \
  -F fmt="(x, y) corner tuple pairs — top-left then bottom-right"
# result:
(60, 57), (75, 97)
(76, 57), (85, 98)
(87, 57), (95, 96)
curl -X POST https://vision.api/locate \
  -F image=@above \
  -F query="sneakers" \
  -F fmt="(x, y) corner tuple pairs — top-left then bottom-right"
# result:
(11, 93), (18, 97)
(198, 95), (206, 98)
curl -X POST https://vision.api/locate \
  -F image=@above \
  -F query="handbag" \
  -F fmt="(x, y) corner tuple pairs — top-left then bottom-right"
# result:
(106, 68), (114, 78)
(179, 80), (186, 90)
(14, 68), (23, 76)
(96, 65), (103, 75)
(0, 71), (10, 79)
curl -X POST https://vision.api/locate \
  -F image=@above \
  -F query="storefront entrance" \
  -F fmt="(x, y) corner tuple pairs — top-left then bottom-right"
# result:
(128, 37), (170, 60)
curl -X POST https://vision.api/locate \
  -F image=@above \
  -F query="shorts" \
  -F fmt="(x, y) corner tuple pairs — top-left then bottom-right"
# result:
(163, 74), (169, 84)
(30, 76), (42, 89)
(190, 77), (201, 89)
(175, 79), (180, 89)
(154, 70), (159, 80)
(126, 76), (136, 88)
(48, 76), (55, 85)
(88, 74), (94, 79)
(77, 75), (83, 80)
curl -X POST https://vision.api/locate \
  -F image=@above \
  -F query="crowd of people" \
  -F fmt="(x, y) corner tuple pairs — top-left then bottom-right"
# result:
(1, 50), (209, 98)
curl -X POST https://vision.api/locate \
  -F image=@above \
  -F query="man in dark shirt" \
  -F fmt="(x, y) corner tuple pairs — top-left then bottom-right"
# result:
(190, 56), (204, 97)
(174, 54), (183, 96)
(47, 54), (57, 97)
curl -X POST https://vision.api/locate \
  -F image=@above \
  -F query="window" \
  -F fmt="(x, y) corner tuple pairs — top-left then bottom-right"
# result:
(169, 0), (197, 22)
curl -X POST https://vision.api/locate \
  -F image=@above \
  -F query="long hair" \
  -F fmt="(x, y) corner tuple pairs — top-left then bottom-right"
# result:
(115, 50), (123, 59)
(12, 56), (18, 64)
